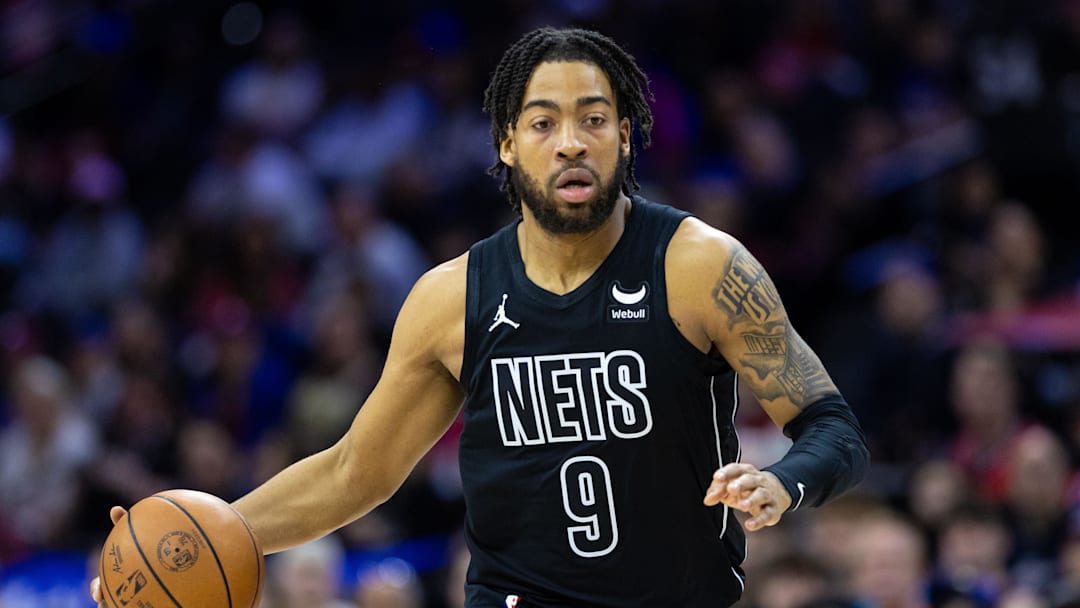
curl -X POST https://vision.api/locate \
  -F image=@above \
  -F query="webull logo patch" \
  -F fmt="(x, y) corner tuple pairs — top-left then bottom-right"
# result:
(608, 281), (649, 323)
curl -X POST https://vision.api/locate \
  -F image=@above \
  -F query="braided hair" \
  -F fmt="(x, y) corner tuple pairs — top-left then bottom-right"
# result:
(482, 27), (654, 213)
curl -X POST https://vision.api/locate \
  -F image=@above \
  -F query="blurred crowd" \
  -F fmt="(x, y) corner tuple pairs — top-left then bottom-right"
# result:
(1, 0), (1080, 607)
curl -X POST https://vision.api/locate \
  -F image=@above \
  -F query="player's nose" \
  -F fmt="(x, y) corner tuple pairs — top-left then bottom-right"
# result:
(555, 124), (587, 159)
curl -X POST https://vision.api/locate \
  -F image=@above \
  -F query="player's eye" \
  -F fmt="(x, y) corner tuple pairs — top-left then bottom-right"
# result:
(531, 119), (552, 131)
(586, 115), (606, 127)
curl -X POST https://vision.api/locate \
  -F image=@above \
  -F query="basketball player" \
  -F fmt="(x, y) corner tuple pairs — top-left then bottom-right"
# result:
(93, 27), (868, 607)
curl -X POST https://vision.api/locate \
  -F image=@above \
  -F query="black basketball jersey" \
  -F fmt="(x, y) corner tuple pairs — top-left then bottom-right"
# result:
(459, 197), (745, 607)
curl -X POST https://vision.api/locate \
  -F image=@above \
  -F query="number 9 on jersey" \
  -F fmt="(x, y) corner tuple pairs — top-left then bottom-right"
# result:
(560, 456), (619, 558)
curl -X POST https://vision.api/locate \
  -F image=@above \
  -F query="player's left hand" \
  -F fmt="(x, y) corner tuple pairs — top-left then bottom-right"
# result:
(91, 506), (128, 607)
(703, 463), (792, 531)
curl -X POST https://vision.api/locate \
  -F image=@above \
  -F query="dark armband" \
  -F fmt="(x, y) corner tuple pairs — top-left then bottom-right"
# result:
(762, 393), (870, 512)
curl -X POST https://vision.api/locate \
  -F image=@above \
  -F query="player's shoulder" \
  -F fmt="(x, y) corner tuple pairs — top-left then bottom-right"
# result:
(406, 251), (469, 314)
(667, 215), (743, 273)
(664, 215), (768, 317)
(391, 252), (469, 365)
(417, 251), (470, 289)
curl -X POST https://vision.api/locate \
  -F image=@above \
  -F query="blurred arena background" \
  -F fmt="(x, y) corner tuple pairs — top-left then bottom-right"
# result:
(2, 0), (1080, 606)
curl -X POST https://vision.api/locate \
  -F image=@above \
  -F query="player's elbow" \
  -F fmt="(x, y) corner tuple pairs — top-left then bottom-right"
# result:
(846, 429), (871, 487)
(332, 436), (399, 516)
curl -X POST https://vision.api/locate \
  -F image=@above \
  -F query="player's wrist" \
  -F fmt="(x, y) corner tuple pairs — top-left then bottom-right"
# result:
(759, 470), (793, 511)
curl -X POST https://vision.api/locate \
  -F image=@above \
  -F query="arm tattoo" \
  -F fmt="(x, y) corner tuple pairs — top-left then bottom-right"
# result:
(712, 247), (832, 408)
(739, 323), (833, 407)
(711, 247), (781, 326)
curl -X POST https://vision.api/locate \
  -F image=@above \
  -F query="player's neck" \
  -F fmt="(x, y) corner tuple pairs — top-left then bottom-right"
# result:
(517, 195), (631, 295)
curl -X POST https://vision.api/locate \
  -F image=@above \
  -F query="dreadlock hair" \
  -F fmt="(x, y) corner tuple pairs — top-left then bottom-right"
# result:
(482, 27), (654, 214)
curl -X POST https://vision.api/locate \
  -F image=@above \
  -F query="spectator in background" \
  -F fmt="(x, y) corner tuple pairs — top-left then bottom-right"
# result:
(186, 122), (327, 257)
(183, 293), (297, 447)
(286, 290), (379, 459)
(263, 535), (353, 608)
(821, 249), (948, 465)
(0, 356), (99, 553)
(936, 160), (1001, 313)
(847, 510), (932, 608)
(109, 298), (174, 382)
(67, 321), (124, 421)
(137, 214), (197, 321)
(906, 459), (973, 542)
(945, 339), (1036, 501)
(802, 494), (889, 587)
(174, 419), (244, 501)
(1003, 426), (1076, 590)
(80, 371), (181, 544)
(750, 552), (839, 608)
(738, 521), (799, 606)
(981, 202), (1049, 312)
(406, 47), (493, 202)
(301, 56), (429, 187)
(220, 11), (324, 139)
(303, 182), (430, 342)
(933, 502), (1013, 606)
(19, 135), (143, 320)
(865, 258), (948, 458)
(354, 558), (424, 608)
(216, 210), (308, 322)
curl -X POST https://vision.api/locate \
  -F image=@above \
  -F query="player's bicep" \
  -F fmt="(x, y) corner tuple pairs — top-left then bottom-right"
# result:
(708, 243), (836, 424)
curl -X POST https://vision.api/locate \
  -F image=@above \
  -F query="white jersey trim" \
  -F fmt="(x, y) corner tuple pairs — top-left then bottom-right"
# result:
(712, 373), (742, 541)
(731, 566), (745, 592)
(710, 376), (728, 538)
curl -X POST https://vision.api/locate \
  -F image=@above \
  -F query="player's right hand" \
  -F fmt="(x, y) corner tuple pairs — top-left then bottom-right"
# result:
(90, 506), (128, 608)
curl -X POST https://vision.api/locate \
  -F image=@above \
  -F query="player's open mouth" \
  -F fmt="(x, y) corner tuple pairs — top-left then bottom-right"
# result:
(555, 168), (595, 203)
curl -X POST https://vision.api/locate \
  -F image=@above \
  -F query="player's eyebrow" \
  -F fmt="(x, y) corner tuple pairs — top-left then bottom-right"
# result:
(521, 96), (613, 113)
(577, 95), (612, 109)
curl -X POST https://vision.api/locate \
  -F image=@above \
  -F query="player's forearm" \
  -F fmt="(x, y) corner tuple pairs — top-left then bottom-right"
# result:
(231, 438), (388, 554)
(763, 393), (869, 511)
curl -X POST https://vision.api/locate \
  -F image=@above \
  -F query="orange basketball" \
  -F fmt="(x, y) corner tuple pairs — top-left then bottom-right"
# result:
(98, 489), (264, 608)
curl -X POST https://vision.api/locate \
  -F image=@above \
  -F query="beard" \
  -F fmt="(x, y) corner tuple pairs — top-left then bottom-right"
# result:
(511, 150), (627, 235)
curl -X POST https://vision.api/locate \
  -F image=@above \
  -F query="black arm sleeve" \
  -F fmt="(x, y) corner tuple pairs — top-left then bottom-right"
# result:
(762, 393), (870, 511)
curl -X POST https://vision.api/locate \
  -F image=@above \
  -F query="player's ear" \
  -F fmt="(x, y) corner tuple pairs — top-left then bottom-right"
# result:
(619, 117), (631, 156)
(499, 125), (516, 167)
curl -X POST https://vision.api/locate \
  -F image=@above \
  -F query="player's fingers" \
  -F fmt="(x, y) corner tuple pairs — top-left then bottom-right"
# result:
(716, 465), (772, 497)
(706, 465), (759, 506)
(109, 506), (127, 525)
(712, 463), (758, 483)
(735, 486), (773, 514)
(722, 471), (769, 500)
(90, 576), (103, 602)
(703, 478), (731, 506)
(706, 464), (773, 507)
(706, 483), (755, 506)
(737, 485), (786, 531)
(744, 501), (783, 531)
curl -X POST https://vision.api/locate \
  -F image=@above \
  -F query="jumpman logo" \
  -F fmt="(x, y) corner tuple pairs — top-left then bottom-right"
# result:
(488, 293), (521, 332)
